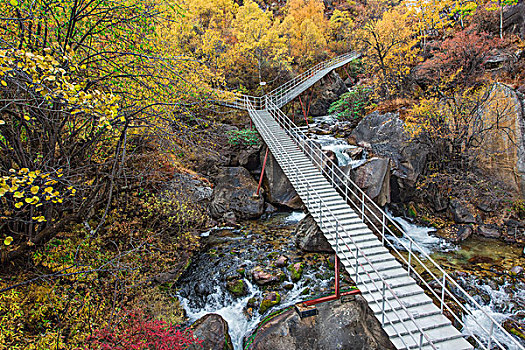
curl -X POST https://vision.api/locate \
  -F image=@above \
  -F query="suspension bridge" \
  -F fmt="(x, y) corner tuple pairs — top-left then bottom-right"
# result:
(217, 53), (524, 350)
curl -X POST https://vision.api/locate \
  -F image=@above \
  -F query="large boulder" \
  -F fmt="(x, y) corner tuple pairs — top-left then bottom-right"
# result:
(351, 112), (429, 202)
(247, 296), (394, 350)
(210, 167), (265, 220)
(308, 71), (348, 117)
(263, 150), (303, 210)
(295, 214), (334, 253)
(189, 314), (233, 350)
(350, 157), (391, 206)
(236, 145), (262, 171)
(503, 0), (525, 38)
(476, 84), (525, 199)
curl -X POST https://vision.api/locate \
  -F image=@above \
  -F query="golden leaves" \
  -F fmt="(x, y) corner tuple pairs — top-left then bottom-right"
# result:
(3, 236), (13, 245)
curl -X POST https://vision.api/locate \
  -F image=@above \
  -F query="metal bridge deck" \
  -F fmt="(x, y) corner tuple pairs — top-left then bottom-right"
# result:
(249, 108), (473, 350)
(217, 52), (523, 350)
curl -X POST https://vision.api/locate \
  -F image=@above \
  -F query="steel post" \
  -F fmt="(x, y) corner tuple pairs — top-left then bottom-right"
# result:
(440, 273), (446, 313)
(256, 148), (269, 197)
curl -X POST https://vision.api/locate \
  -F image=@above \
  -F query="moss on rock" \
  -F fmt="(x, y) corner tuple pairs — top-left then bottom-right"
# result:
(259, 292), (281, 314)
(226, 279), (246, 297)
(287, 262), (304, 282)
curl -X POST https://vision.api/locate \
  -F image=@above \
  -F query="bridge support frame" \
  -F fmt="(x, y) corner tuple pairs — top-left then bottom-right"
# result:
(256, 148), (269, 197)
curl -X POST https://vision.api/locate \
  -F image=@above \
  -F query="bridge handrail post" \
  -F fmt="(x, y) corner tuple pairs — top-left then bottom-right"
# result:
(407, 241), (413, 276)
(381, 212), (385, 245)
(354, 248), (359, 284)
(440, 273), (446, 313)
(488, 321), (494, 349)
(381, 282), (386, 326)
(361, 192), (365, 222)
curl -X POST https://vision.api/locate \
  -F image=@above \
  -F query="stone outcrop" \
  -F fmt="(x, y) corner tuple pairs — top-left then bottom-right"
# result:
(308, 71), (348, 117)
(189, 314), (233, 350)
(351, 111), (429, 202)
(263, 150), (303, 210)
(476, 84), (525, 199)
(210, 167), (265, 221)
(350, 157), (391, 206)
(503, 0), (525, 38)
(247, 296), (395, 350)
(295, 214), (334, 253)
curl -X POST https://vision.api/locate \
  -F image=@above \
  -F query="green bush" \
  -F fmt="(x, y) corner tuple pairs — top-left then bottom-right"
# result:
(328, 86), (371, 120)
(227, 129), (260, 146)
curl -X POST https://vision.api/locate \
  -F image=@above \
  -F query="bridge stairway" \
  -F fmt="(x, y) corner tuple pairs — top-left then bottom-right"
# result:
(249, 108), (473, 350)
(271, 54), (358, 108)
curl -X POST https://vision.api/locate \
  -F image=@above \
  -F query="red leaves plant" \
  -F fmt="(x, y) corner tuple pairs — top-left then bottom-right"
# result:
(85, 310), (202, 350)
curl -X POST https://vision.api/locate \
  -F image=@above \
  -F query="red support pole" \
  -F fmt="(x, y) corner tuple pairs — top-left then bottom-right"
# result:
(256, 148), (269, 197)
(306, 89), (313, 117)
(343, 66), (352, 81)
(299, 96), (309, 126)
(335, 256), (340, 298)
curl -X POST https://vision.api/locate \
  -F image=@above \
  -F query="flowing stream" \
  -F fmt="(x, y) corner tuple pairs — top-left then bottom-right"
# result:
(176, 212), (337, 349)
(177, 114), (525, 349)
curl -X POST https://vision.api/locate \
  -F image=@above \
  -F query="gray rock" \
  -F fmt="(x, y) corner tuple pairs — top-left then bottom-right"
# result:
(344, 146), (364, 160)
(309, 71), (348, 116)
(450, 199), (476, 224)
(475, 84), (525, 199)
(237, 145), (262, 171)
(351, 112), (429, 200)
(251, 266), (281, 286)
(477, 225), (501, 239)
(511, 266), (524, 275)
(275, 255), (288, 267)
(439, 225), (473, 243)
(503, 0), (525, 38)
(248, 296), (394, 350)
(210, 167), (265, 220)
(263, 150), (303, 210)
(295, 214), (334, 253)
(350, 157), (391, 206)
(189, 314), (233, 350)
(265, 202), (278, 214)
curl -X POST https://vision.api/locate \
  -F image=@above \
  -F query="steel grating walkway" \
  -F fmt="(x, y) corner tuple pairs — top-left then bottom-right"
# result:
(249, 108), (473, 350)
(216, 53), (524, 350)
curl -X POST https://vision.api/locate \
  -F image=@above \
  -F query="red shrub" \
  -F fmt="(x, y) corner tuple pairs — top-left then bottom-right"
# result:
(85, 310), (202, 350)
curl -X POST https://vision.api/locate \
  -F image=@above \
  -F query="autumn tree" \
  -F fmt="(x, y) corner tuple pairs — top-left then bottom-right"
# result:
(280, 0), (329, 66)
(231, 0), (291, 92)
(405, 83), (516, 172)
(357, 7), (420, 97)
(0, 0), (214, 260)
(329, 9), (355, 53)
(417, 28), (501, 92)
(486, 0), (519, 38)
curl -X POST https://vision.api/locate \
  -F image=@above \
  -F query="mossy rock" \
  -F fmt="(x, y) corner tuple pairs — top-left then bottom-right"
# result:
(287, 262), (304, 282)
(226, 279), (246, 297)
(259, 292), (281, 314)
(407, 203), (418, 218)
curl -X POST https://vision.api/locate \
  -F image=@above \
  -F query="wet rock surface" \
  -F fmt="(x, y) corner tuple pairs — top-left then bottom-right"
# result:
(247, 296), (395, 350)
(210, 167), (265, 221)
(350, 157), (391, 206)
(351, 111), (428, 194)
(263, 151), (303, 210)
(295, 214), (334, 253)
(189, 313), (234, 350)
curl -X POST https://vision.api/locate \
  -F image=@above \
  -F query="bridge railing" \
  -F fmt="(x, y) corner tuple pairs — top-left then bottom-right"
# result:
(264, 99), (525, 350)
(266, 52), (359, 108)
(212, 52), (359, 110)
(248, 100), (438, 350)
